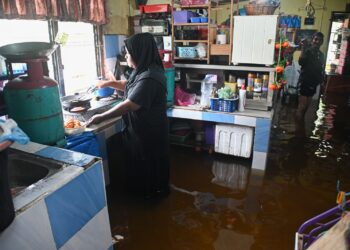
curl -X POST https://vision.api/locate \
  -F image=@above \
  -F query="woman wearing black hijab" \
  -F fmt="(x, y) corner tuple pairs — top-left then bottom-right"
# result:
(88, 33), (170, 198)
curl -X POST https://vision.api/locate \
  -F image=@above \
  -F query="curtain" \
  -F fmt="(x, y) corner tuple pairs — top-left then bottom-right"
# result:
(0, 0), (107, 24)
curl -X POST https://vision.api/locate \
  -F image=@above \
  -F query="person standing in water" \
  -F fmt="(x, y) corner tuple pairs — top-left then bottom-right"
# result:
(295, 32), (325, 137)
(87, 33), (170, 199)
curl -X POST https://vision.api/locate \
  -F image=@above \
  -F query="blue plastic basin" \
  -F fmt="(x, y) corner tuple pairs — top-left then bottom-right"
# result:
(96, 87), (114, 97)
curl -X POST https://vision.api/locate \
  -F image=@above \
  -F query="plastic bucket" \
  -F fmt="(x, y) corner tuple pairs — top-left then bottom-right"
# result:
(165, 68), (175, 106)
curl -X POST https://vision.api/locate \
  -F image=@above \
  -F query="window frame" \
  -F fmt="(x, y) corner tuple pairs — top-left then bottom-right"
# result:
(49, 20), (103, 96)
(0, 19), (103, 97)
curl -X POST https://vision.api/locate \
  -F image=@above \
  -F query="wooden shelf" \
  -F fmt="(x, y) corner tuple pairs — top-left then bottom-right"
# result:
(209, 44), (231, 56)
(174, 23), (209, 26)
(178, 4), (209, 9)
(171, 0), (234, 65)
(174, 57), (208, 61)
(174, 40), (208, 43)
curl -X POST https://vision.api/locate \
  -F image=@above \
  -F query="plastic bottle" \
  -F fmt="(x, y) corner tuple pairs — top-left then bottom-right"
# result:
(237, 78), (245, 89)
(200, 74), (216, 108)
(239, 85), (246, 112)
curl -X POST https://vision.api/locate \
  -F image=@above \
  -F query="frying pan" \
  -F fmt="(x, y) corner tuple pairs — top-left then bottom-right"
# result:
(61, 93), (92, 112)
(0, 42), (58, 61)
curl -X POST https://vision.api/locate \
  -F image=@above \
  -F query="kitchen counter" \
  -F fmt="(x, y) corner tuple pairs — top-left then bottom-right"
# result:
(167, 106), (273, 171)
(79, 103), (273, 180)
(0, 141), (113, 250)
(85, 116), (124, 185)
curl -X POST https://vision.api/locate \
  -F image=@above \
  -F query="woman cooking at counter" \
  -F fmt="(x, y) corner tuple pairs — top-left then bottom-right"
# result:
(87, 33), (170, 199)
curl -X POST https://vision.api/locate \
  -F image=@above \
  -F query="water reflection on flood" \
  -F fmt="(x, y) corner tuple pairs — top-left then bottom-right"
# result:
(107, 93), (350, 250)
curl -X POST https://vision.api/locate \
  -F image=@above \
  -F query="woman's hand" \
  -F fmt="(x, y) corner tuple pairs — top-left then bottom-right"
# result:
(86, 114), (104, 127)
(96, 80), (109, 89)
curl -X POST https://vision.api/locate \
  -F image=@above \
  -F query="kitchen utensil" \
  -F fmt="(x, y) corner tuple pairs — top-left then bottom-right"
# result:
(61, 93), (92, 112)
(0, 42), (58, 61)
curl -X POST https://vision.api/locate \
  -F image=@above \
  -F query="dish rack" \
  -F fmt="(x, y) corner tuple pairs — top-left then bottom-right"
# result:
(295, 199), (350, 250)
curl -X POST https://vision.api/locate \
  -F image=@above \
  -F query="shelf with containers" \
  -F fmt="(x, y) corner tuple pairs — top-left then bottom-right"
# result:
(209, 0), (237, 65)
(171, 0), (238, 65)
(325, 12), (350, 75)
(167, 63), (275, 171)
(174, 63), (275, 111)
(138, 4), (176, 106)
(171, 0), (211, 63)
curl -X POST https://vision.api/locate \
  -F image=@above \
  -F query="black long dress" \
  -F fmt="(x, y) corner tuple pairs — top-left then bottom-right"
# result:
(121, 32), (170, 197)
(122, 65), (170, 197)
(0, 149), (15, 232)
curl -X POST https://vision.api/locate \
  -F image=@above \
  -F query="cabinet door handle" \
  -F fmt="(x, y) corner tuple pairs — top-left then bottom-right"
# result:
(268, 39), (272, 44)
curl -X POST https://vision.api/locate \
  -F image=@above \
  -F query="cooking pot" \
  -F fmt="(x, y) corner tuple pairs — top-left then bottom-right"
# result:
(61, 93), (92, 112)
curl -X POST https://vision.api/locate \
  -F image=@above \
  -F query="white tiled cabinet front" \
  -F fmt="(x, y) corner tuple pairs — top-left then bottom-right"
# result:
(215, 124), (254, 158)
(232, 15), (278, 66)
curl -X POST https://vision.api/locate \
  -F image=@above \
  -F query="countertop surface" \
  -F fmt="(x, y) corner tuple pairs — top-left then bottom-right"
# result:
(85, 116), (122, 134)
(168, 105), (273, 119)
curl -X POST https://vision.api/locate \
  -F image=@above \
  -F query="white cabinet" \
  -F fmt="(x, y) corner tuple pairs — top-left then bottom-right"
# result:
(232, 15), (278, 66)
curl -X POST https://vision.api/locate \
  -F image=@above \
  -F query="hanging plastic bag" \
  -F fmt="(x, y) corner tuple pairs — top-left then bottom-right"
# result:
(284, 61), (300, 95)
(174, 86), (196, 106)
(65, 131), (101, 157)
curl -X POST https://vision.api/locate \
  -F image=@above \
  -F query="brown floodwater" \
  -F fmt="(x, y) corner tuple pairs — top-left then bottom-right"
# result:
(107, 92), (350, 250)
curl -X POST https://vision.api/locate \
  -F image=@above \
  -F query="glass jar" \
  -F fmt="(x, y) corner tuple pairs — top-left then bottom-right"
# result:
(247, 73), (255, 92)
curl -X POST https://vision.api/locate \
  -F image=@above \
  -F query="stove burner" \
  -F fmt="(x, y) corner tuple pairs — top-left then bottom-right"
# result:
(62, 95), (122, 122)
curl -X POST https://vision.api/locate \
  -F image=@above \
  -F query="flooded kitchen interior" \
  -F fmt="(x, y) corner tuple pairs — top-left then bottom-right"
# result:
(106, 92), (350, 250)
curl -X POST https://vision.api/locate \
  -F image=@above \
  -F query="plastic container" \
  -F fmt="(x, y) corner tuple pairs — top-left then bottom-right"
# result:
(96, 87), (115, 97)
(200, 17), (208, 23)
(165, 68), (175, 106)
(238, 86), (246, 112)
(214, 124), (253, 158)
(210, 98), (238, 112)
(204, 124), (215, 145)
(173, 11), (196, 23)
(190, 17), (201, 23)
(177, 47), (198, 58)
(237, 78), (245, 89)
(200, 75), (215, 107)
(139, 4), (171, 14)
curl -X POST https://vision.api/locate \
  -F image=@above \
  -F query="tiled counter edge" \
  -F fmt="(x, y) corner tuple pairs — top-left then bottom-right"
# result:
(0, 142), (113, 250)
(167, 107), (273, 171)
